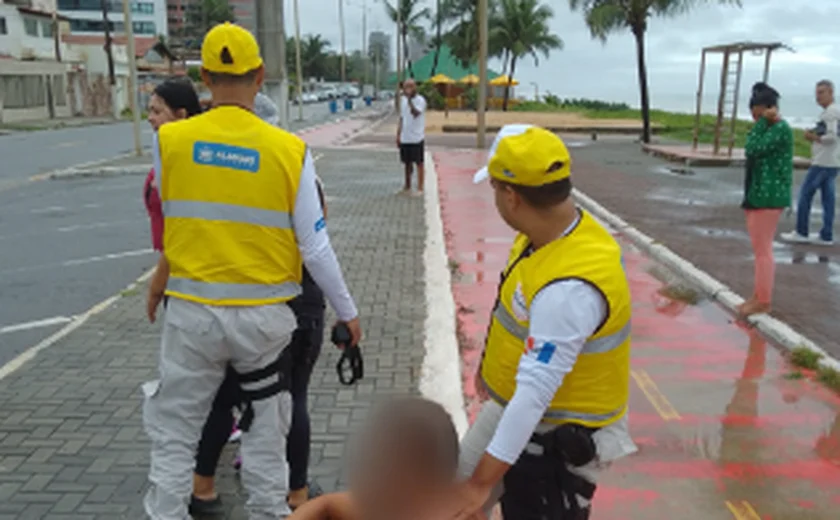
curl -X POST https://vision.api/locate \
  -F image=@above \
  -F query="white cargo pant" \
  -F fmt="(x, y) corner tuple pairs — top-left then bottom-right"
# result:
(143, 297), (297, 520)
(458, 400), (606, 518)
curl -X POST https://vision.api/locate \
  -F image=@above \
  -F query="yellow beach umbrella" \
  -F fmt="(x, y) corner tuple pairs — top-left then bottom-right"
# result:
(459, 74), (480, 85)
(429, 73), (455, 84)
(490, 74), (520, 86)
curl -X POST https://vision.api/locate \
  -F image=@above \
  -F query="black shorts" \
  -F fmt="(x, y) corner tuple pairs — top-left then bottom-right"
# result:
(399, 141), (425, 165)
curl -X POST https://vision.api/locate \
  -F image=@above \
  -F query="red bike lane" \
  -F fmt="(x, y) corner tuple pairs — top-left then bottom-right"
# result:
(433, 150), (840, 520)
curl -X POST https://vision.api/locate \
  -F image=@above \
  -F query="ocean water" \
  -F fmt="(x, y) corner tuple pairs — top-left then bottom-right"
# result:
(648, 92), (821, 130)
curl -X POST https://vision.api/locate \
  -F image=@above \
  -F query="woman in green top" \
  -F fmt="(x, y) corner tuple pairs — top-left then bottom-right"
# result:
(739, 82), (793, 317)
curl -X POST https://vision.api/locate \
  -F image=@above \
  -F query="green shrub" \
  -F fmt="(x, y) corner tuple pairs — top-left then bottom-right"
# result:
(187, 66), (201, 83)
(418, 81), (445, 110)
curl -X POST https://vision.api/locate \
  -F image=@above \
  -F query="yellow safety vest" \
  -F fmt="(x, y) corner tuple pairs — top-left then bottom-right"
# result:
(481, 210), (632, 428)
(159, 105), (305, 306)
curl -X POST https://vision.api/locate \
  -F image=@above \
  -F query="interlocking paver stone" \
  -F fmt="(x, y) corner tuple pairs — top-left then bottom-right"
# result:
(0, 147), (425, 518)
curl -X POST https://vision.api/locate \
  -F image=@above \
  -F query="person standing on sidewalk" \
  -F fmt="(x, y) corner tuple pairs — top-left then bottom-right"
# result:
(143, 22), (361, 520)
(780, 79), (840, 246)
(396, 78), (426, 196)
(446, 125), (636, 520)
(739, 83), (793, 318)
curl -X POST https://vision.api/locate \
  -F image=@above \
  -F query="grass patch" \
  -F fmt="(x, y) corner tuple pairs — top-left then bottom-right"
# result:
(0, 123), (41, 132)
(657, 284), (701, 305)
(817, 366), (840, 392)
(790, 347), (822, 370)
(447, 258), (461, 275)
(784, 371), (805, 380)
(514, 100), (811, 158)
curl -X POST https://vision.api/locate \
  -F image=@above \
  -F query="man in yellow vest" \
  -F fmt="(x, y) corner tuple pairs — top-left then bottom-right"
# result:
(447, 125), (637, 520)
(142, 23), (361, 520)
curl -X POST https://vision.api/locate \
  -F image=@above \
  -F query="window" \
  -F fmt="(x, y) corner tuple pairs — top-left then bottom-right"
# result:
(41, 20), (53, 38)
(133, 21), (155, 34)
(23, 17), (39, 37)
(2, 75), (46, 109)
(0, 17), (7, 35)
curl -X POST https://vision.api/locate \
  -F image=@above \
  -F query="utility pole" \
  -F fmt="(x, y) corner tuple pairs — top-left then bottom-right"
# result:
(394, 2), (401, 110)
(256, 0), (288, 127)
(476, 0), (488, 149)
(338, 0), (346, 86)
(99, 0), (117, 118)
(293, 0), (304, 121)
(122, 0), (142, 155)
(362, 0), (368, 88)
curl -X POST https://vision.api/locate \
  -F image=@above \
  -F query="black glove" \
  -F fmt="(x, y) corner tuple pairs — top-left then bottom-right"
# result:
(332, 323), (363, 385)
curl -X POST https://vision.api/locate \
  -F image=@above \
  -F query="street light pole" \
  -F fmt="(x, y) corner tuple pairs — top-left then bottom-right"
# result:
(395, 0), (401, 110)
(339, 0), (346, 85)
(477, 0), (488, 149)
(293, 0), (304, 121)
(362, 0), (368, 88)
(121, 0), (142, 155)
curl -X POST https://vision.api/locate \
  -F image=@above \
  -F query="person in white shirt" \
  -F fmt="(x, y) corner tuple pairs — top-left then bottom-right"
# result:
(396, 78), (427, 195)
(444, 125), (636, 520)
(781, 79), (840, 246)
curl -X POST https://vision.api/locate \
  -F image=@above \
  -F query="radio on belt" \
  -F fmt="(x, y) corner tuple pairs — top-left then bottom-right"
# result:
(332, 323), (363, 385)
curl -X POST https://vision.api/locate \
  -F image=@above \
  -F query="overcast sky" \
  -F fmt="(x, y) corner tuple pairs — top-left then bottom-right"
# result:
(290, 0), (840, 120)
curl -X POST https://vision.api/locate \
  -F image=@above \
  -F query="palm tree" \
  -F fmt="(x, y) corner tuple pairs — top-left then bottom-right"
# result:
(494, 0), (562, 111)
(301, 34), (331, 81)
(441, 0), (498, 69)
(429, 0), (443, 77)
(569, 0), (741, 143)
(185, 0), (235, 47)
(384, 0), (431, 79)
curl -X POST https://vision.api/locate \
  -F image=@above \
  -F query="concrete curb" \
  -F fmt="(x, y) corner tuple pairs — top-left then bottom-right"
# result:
(40, 107), (392, 181)
(573, 187), (840, 373)
(420, 152), (469, 438)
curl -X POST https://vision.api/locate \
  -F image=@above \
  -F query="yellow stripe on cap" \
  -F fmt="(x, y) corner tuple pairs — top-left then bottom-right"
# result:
(201, 22), (264, 75)
(487, 126), (571, 187)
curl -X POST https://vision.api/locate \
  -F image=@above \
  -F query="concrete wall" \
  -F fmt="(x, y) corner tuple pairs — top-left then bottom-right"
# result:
(0, 3), (61, 61)
(0, 60), (72, 123)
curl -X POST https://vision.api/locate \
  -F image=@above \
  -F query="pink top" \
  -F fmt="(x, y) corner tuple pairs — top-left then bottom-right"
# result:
(144, 169), (164, 251)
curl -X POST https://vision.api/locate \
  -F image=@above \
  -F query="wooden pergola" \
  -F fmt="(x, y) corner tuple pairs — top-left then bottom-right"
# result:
(692, 41), (793, 157)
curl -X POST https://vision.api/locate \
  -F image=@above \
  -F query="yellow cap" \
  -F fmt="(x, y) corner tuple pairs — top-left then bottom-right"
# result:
(201, 22), (263, 75)
(473, 125), (571, 187)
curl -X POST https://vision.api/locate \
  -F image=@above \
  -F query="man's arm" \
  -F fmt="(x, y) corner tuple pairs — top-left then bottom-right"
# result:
(292, 149), (358, 322)
(820, 110), (839, 145)
(408, 95), (425, 118)
(468, 281), (607, 487)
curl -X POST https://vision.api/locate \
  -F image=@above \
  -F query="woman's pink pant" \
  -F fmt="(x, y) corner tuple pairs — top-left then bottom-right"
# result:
(745, 209), (783, 304)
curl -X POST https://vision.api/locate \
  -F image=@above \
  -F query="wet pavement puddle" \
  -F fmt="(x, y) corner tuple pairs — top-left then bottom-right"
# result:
(434, 151), (840, 520)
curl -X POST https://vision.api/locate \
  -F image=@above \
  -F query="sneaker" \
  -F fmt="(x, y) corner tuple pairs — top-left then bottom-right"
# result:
(228, 427), (242, 444)
(188, 495), (224, 517)
(814, 237), (835, 246)
(780, 231), (811, 244)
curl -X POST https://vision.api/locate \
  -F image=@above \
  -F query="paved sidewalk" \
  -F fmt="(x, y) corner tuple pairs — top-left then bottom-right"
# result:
(0, 147), (425, 519)
(433, 149), (840, 519)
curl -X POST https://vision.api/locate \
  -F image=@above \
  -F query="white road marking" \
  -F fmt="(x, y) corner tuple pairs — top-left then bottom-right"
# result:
(53, 140), (83, 149)
(0, 268), (156, 381)
(61, 248), (153, 267)
(56, 220), (131, 233)
(31, 205), (65, 214)
(0, 316), (74, 335)
(82, 203), (101, 209)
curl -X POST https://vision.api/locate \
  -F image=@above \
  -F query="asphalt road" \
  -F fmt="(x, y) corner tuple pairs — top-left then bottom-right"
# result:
(0, 100), (378, 367)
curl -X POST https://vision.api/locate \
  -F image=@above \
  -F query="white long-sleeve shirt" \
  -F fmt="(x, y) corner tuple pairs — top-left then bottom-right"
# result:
(153, 133), (358, 321)
(812, 103), (840, 167)
(485, 218), (637, 465)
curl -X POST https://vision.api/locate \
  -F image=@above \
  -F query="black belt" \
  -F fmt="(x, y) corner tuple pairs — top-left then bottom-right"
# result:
(236, 348), (292, 432)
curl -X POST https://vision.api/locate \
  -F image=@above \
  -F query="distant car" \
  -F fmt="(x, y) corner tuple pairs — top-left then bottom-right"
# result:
(302, 93), (319, 104)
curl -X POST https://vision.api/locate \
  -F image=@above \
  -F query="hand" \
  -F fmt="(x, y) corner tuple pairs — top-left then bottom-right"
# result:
(396, 135), (401, 148)
(804, 130), (818, 142)
(444, 480), (493, 520)
(147, 288), (163, 323)
(336, 317), (362, 348)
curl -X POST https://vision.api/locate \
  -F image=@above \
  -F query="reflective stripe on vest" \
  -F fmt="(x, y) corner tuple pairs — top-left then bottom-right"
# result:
(162, 200), (292, 229)
(485, 385), (626, 423)
(167, 277), (301, 302)
(492, 304), (631, 354)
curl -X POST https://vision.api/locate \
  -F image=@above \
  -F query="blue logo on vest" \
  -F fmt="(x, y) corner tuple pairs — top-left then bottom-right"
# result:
(193, 141), (260, 173)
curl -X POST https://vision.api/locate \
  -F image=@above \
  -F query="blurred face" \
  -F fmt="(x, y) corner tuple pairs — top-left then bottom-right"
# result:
(351, 440), (449, 520)
(816, 83), (834, 108)
(147, 93), (178, 131)
(403, 80), (417, 97)
(750, 105), (768, 122)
